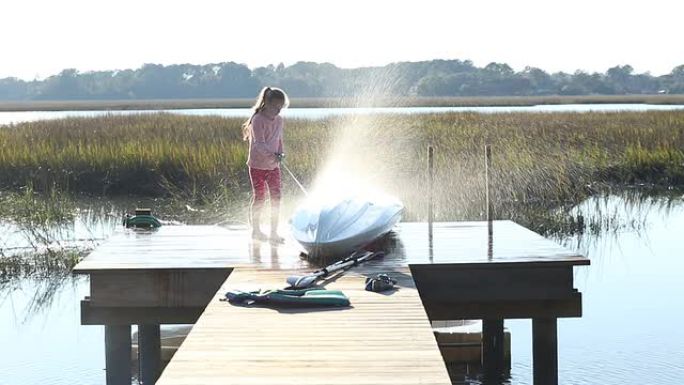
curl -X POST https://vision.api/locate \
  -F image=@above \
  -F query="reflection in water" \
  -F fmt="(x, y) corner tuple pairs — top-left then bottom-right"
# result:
(248, 241), (282, 269)
(250, 241), (262, 265)
(0, 275), (87, 322)
(270, 245), (280, 268)
(554, 190), (683, 257)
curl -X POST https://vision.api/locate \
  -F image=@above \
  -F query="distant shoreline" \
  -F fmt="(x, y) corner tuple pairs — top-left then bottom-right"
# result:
(1, 95), (684, 112)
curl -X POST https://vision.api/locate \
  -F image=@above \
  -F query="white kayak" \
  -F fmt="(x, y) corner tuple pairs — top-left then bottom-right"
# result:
(290, 192), (404, 258)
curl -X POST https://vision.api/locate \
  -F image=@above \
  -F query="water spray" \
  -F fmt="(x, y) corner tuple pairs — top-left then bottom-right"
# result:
(280, 160), (309, 197)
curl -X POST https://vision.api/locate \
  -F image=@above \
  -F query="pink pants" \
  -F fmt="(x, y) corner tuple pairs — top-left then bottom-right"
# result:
(249, 167), (281, 208)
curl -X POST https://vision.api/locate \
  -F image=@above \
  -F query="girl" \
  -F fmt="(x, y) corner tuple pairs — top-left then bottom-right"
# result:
(242, 87), (289, 243)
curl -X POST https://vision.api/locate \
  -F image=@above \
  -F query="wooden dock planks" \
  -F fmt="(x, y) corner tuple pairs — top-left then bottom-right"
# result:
(73, 221), (587, 274)
(156, 268), (452, 385)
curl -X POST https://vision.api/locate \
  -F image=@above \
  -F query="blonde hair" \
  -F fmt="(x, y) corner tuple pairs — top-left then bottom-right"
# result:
(242, 86), (289, 141)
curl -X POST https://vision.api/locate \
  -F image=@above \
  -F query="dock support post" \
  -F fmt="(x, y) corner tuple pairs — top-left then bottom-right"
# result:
(484, 144), (493, 258)
(138, 324), (162, 385)
(105, 324), (131, 385)
(427, 145), (434, 261)
(482, 318), (505, 380)
(533, 318), (558, 385)
(427, 146), (434, 234)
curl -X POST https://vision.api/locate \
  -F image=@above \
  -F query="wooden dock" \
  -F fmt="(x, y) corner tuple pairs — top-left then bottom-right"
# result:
(73, 220), (589, 385)
(156, 268), (449, 385)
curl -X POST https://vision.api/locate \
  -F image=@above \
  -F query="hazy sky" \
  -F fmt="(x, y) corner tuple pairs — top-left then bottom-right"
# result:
(2, 0), (683, 80)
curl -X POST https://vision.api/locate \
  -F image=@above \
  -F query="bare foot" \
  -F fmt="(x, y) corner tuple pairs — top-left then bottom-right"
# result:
(269, 233), (285, 244)
(252, 230), (269, 241)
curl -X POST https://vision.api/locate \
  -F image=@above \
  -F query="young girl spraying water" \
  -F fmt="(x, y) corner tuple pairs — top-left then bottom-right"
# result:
(242, 87), (289, 242)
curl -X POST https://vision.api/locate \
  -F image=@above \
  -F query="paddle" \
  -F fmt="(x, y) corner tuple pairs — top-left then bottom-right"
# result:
(286, 250), (383, 289)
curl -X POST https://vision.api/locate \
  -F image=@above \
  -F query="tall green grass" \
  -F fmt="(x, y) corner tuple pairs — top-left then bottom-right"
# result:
(1, 111), (683, 220)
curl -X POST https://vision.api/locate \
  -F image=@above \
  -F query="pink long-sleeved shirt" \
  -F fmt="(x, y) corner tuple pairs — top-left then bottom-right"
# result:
(246, 112), (284, 170)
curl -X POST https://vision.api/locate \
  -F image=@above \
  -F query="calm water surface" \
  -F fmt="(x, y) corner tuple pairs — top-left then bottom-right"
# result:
(506, 194), (684, 385)
(2, 104), (684, 125)
(1, 193), (684, 384)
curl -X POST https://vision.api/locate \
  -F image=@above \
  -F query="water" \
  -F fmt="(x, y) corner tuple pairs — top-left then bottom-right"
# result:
(1, 193), (684, 384)
(2, 103), (684, 125)
(0, 205), (120, 257)
(504, 193), (684, 385)
(0, 277), (104, 385)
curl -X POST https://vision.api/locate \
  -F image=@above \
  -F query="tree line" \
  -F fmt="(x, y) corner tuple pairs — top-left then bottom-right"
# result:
(1, 60), (684, 100)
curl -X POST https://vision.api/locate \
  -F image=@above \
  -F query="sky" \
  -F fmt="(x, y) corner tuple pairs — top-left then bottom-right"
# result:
(2, 0), (683, 80)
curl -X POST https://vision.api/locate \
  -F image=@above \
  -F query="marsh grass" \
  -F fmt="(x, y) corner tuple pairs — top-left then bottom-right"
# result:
(0, 193), (85, 321)
(0, 250), (84, 278)
(0, 185), (86, 281)
(0, 111), (683, 223)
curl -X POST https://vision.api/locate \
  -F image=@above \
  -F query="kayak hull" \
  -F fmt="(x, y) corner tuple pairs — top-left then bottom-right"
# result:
(290, 193), (403, 258)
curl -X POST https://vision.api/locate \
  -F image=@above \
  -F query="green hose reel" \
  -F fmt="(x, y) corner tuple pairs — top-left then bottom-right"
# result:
(123, 208), (162, 229)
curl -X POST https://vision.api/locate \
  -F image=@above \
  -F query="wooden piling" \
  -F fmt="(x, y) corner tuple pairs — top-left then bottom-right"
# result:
(485, 144), (493, 258)
(482, 318), (506, 380)
(105, 324), (131, 385)
(428, 145), (434, 248)
(533, 318), (559, 385)
(482, 145), (505, 380)
(138, 324), (162, 385)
